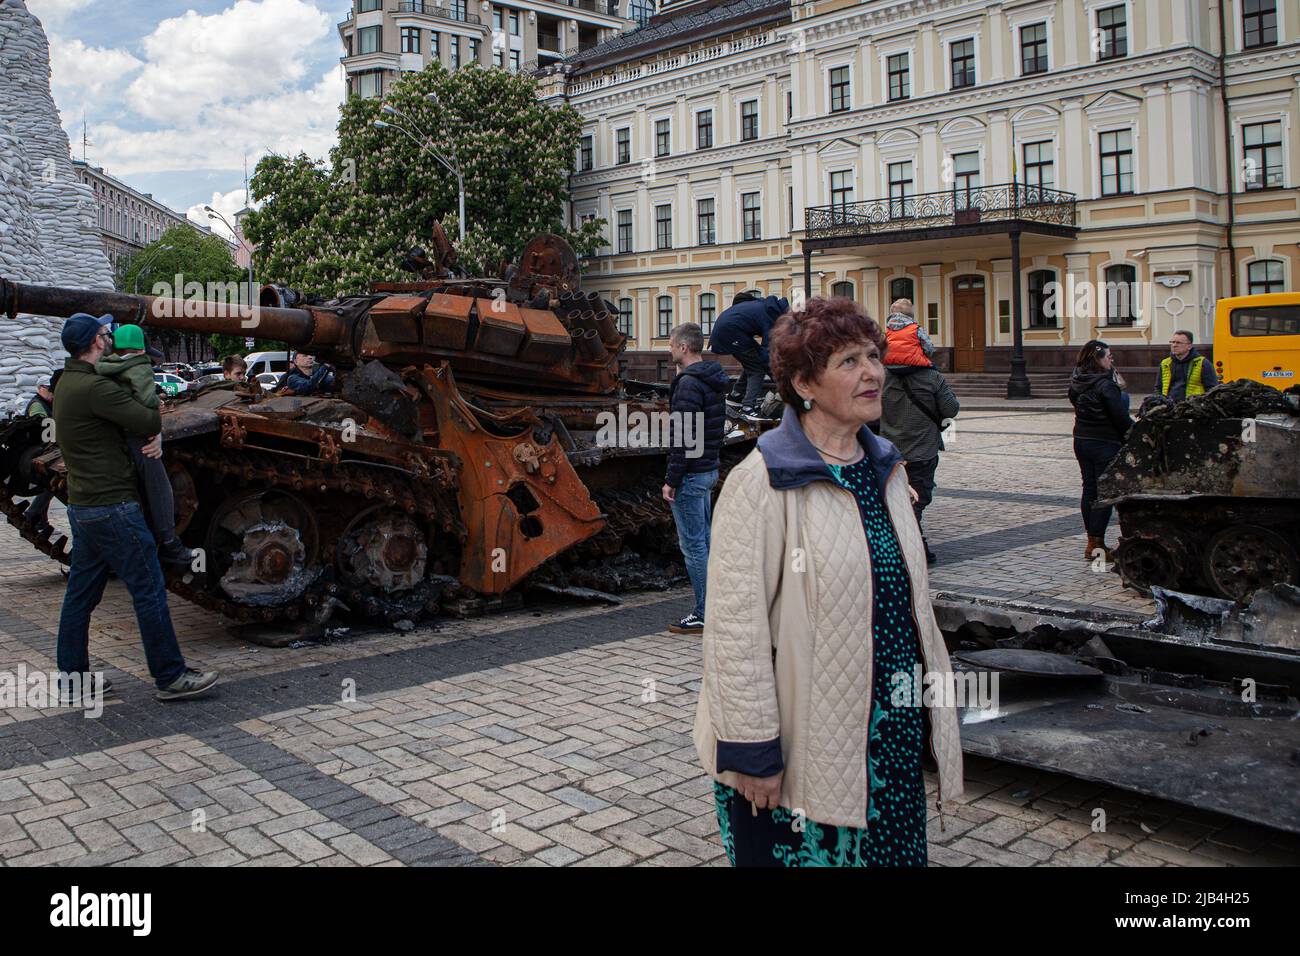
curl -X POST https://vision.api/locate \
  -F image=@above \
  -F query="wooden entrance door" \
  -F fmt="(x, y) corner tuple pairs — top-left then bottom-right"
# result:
(952, 275), (987, 372)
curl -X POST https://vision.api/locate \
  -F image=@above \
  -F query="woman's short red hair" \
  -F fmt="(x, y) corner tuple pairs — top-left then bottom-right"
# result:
(769, 296), (886, 407)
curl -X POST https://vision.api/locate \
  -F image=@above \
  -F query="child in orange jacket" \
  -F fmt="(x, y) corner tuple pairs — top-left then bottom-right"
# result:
(883, 298), (935, 368)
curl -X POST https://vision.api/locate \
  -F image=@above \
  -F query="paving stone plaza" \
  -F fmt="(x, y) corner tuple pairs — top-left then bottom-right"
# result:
(3, 407), (1297, 868)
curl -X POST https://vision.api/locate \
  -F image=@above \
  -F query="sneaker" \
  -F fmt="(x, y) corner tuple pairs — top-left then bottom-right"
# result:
(158, 536), (194, 569)
(59, 674), (112, 705)
(155, 668), (219, 702)
(668, 613), (704, 634)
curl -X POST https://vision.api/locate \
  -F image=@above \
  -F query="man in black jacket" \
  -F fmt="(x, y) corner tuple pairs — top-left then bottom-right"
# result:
(708, 293), (789, 414)
(662, 323), (729, 634)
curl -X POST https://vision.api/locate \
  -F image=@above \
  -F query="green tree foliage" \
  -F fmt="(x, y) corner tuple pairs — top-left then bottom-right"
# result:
(243, 64), (606, 297)
(120, 225), (246, 363)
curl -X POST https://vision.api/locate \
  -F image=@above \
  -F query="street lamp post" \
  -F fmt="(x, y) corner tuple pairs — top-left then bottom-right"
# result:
(132, 242), (174, 295)
(204, 205), (255, 303)
(373, 98), (467, 241)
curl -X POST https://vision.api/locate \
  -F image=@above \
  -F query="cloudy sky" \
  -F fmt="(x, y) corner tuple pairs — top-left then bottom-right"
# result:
(27, 0), (346, 237)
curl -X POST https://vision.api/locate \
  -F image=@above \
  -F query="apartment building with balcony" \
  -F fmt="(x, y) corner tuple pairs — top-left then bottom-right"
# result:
(337, 0), (638, 98)
(71, 160), (231, 282)
(553, 0), (1298, 390)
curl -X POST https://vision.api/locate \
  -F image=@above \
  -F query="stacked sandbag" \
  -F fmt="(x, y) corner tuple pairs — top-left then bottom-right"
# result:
(0, 0), (114, 405)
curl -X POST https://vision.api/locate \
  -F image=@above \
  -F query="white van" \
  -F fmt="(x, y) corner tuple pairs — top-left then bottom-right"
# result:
(244, 351), (290, 380)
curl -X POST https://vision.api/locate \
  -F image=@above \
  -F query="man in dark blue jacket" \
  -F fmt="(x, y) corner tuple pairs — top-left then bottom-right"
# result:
(278, 351), (336, 396)
(662, 323), (729, 634)
(708, 292), (789, 413)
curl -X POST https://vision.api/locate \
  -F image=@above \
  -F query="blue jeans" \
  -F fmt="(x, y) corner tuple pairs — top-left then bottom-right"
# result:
(671, 470), (718, 619)
(56, 501), (187, 689)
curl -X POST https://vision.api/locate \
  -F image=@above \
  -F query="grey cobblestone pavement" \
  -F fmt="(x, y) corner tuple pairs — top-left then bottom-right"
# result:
(2, 409), (1298, 867)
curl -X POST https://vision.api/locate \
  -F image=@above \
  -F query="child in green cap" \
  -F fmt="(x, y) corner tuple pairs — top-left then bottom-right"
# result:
(96, 325), (192, 568)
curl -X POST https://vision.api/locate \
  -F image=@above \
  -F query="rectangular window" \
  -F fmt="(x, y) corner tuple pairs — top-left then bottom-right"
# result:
(615, 127), (630, 165)
(655, 204), (672, 250)
(358, 25), (381, 55)
(1243, 121), (1283, 189)
(1243, 0), (1278, 49)
(888, 161), (914, 218)
(787, 184), (794, 235)
(616, 209), (632, 254)
(1099, 129), (1133, 195)
(950, 38), (975, 88)
(741, 100), (759, 141)
(510, 11), (520, 36)
(356, 69), (382, 98)
(493, 9), (502, 30)
(510, 50), (519, 72)
(1097, 5), (1128, 59)
(697, 198), (716, 245)
(401, 27), (420, 54)
(696, 110), (713, 149)
(616, 298), (633, 336)
(357, 0), (381, 11)
(493, 50), (503, 67)
(450, 36), (460, 70)
(1022, 141), (1055, 191)
(655, 118), (671, 157)
(656, 297), (673, 338)
(887, 53), (910, 101)
(1020, 23), (1047, 74)
(1247, 260), (1286, 296)
(953, 151), (980, 207)
(470, 38), (479, 63)
(741, 192), (761, 241)
(829, 66), (850, 113)
(699, 293), (717, 335)
(829, 170), (853, 209)
(579, 135), (593, 172)
(450, 0), (466, 20)
(432, 31), (440, 58)
(785, 90), (792, 122)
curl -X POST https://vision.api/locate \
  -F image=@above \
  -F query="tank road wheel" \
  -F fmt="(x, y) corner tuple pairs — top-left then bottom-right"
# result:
(337, 507), (429, 592)
(1114, 535), (1182, 596)
(205, 490), (322, 607)
(1203, 525), (1300, 603)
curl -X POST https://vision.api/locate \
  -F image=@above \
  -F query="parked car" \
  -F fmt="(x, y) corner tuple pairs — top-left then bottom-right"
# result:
(154, 372), (188, 397)
(159, 363), (196, 381)
(245, 351), (289, 380)
(254, 372), (281, 393)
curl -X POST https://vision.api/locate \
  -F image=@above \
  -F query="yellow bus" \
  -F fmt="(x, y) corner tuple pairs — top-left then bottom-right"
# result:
(1213, 292), (1300, 390)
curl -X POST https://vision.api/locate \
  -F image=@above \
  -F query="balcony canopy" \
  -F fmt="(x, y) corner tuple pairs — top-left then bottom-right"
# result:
(804, 183), (1078, 251)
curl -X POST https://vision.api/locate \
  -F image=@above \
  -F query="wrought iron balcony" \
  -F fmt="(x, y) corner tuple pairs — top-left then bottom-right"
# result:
(804, 183), (1077, 245)
(394, 1), (481, 25)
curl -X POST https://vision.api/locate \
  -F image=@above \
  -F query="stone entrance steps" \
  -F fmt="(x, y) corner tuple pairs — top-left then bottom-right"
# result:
(946, 372), (1073, 398)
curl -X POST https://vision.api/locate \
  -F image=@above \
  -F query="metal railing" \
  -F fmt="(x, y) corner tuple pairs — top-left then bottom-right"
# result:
(537, 34), (562, 53)
(804, 183), (1077, 242)
(394, 1), (481, 25)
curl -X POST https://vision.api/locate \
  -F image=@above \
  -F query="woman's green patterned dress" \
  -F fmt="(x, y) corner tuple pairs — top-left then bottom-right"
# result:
(713, 457), (929, 866)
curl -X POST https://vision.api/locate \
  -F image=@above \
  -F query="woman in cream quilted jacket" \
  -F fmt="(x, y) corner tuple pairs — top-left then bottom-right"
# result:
(695, 295), (964, 867)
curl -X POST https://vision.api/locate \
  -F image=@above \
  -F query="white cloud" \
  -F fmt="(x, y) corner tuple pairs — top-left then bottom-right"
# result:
(125, 0), (333, 122)
(25, 0), (95, 29)
(47, 37), (144, 123)
(82, 67), (344, 177)
(186, 188), (249, 239)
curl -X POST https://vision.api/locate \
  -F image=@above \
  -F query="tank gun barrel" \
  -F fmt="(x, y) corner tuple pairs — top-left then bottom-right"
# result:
(0, 277), (351, 354)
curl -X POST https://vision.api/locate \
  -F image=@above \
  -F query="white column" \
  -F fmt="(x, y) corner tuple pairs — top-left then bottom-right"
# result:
(1061, 96), (1085, 196)
(1066, 252), (1092, 343)
(990, 109), (1010, 183)
(860, 132), (878, 199)
(987, 8), (1007, 83)
(1169, 81), (1196, 189)
(1145, 83), (1171, 191)
(675, 177), (690, 248)
(764, 160), (780, 241)
(859, 39), (875, 107)
(920, 122), (941, 192)
(718, 85), (733, 144)
(1060, 0), (1082, 68)
(918, 23), (937, 96)
(675, 95), (688, 154)
(719, 167), (735, 243)
(635, 182), (650, 251)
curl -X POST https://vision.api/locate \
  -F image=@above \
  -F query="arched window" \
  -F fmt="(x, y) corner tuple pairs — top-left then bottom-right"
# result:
(698, 292), (717, 335)
(1027, 269), (1056, 327)
(656, 295), (673, 338)
(889, 276), (914, 302)
(1248, 259), (1285, 295)
(831, 281), (855, 300)
(1103, 264), (1137, 325)
(617, 298), (633, 337)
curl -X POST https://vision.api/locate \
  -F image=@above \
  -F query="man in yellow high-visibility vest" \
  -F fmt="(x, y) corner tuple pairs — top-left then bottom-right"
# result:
(1160, 329), (1218, 401)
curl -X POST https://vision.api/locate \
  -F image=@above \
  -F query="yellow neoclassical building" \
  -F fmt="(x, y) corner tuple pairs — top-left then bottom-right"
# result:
(540, 0), (1298, 393)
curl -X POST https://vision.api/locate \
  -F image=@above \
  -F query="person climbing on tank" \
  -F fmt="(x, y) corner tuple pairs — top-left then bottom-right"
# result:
(277, 350), (336, 396)
(96, 324), (192, 568)
(21, 372), (60, 535)
(708, 291), (788, 417)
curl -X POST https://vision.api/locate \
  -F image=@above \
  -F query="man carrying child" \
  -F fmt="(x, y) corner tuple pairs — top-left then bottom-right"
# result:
(53, 313), (218, 702)
(879, 298), (960, 566)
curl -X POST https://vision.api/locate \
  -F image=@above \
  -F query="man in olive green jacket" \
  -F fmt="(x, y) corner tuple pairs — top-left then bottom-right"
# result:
(54, 313), (218, 702)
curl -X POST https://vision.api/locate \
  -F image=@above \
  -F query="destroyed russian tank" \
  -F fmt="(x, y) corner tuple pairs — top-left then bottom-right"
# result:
(0, 231), (768, 627)
(1098, 379), (1300, 602)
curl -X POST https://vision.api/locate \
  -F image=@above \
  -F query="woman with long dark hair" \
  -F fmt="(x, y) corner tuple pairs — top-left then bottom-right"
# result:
(1067, 340), (1132, 560)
